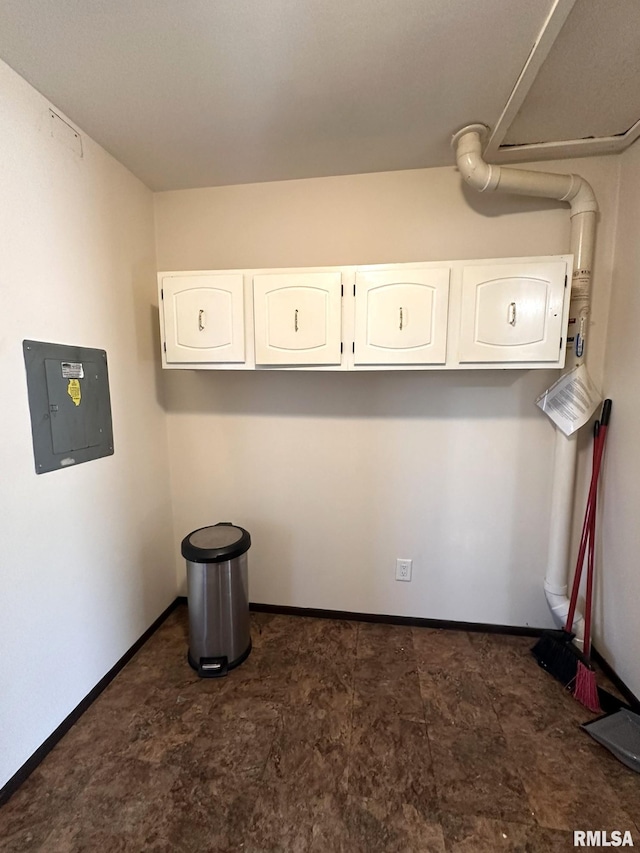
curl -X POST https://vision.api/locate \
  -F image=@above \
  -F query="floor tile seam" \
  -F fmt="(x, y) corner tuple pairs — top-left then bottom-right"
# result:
(462, 628), (527, 668)
(352, 696), (425, 718)
(353, 672), (424, 699)
(428, 790), (538, 827)
(36, 817), (76, 852)
(343, 801), (448, 850)
(457, 670), (503, 730)
(224, 787), (273, 849)
(480, 644), (549, 818)
(0, 806), (69, 848)
(292, 660), (358, 684)
(403, 624), (418, 654)
(244, 707), (286, 785)
(437, 815), (575, 850)
(499, 711), (639, 791)
(509, 745), (640, 834)
(230, 717), (287, 838)
(424, 719), (542, 829)
(403, 665), (429, 728)
(481, 691), (545, 830)
(529, 810), (640, 835)
(412, 628), (486, 673)
(417, 674), (499, 733)
(353, 711), (428, 727)
(296, 640), (358, 661)
(415, 692), (439, 790)
(343, 625), (365, 798)
(284, 617), (305, 663)
(414, 662), (484, 681)
(414, 668), (492, 710)
(438, 809), (570, 833)
(578, 764), (640, 829)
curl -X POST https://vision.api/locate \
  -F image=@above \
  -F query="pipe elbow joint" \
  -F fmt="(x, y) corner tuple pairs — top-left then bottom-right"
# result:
(562, 175), (599, 217)
(454, 131), (499, 192)
(458, 153), (497, 192)
(544, 581), (585, 644)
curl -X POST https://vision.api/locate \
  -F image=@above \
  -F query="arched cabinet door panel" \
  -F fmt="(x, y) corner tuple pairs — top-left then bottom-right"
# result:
(162, 274), (245, 363)
(253, 272), (342, 365)
(459, 261), (567, 363)
(354, 268), (450, 365)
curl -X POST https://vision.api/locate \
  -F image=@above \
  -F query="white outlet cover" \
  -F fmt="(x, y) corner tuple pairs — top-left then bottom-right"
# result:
(396, 558), (412, 582)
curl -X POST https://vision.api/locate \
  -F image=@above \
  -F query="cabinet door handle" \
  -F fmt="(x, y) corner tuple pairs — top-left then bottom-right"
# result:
(198, 309), (205, 331)
(294, 309), (299, 332)
(508, 302), (517, 326)
(399, 307), (404, 331)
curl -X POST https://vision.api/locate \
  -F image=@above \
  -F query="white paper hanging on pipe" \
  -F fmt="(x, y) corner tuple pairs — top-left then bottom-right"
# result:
(536, 365), (601, 436)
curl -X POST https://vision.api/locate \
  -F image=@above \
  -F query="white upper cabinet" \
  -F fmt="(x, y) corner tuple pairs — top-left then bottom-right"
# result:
(458, 261), (567, 363)
(161, 273), (245, 363)
(354, 268), (450, 365)
(158, 255), (572, 371)
(253, 272), (343, 365)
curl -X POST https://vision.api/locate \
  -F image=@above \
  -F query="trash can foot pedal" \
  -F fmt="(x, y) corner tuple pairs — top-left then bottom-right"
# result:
(199, 656), (228, 677)
(188, 641), (252, 678)
(188, 652), (228, 677)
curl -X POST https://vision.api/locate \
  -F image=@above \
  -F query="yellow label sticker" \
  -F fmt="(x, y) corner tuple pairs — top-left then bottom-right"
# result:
(67, 378), (81, 407)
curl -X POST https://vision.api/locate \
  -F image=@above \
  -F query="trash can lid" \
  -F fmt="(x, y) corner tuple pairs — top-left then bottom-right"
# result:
(181, 523), (251, 563)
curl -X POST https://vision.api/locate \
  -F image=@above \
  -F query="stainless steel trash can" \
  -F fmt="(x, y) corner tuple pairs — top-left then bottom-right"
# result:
(181, 522), (251, 678)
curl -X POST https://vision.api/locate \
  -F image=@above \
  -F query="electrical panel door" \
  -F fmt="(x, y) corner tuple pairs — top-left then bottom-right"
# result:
(458, 261), (568, 363)
(162, 274), (245, 363)
(253, 272), (342, 365)
(23, 340), (114, 474)
(354, 268), (450, 364)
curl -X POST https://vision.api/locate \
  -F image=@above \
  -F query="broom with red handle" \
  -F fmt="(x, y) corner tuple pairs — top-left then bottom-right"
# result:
(572, 404), (611, 711)
(563, 420), (601, 637)
(571, 490), (600, 710)
(532, 399), (612, 687)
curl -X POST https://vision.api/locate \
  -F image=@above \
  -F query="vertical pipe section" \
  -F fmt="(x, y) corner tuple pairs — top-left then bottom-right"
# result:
(452, 126), (598, 635)
(545, 432), (581, 631)
(545, 209), (596, 638)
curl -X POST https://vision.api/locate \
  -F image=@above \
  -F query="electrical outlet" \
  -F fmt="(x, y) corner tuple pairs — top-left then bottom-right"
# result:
(396, 558), (412, 582)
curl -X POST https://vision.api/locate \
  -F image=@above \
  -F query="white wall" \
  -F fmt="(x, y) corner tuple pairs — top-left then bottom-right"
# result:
(598, 139), (640, 698)
(0, 60), (176, 789)
(154, 157), (619, 628)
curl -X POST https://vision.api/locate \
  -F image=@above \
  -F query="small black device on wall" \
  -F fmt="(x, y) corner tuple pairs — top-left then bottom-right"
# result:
(23, 340), (114, 474)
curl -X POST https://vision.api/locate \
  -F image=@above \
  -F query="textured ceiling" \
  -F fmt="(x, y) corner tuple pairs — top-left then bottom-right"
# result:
(2, 1), (637, 189)
(504, 0), (640, 145)
(0, 0), (554, 190)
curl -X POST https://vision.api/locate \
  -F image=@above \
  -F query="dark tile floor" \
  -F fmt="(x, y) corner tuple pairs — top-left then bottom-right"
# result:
(1, 606), (639, 852)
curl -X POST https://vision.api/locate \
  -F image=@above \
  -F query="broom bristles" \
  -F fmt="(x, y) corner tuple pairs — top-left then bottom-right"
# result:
(572, 661), (602, 713)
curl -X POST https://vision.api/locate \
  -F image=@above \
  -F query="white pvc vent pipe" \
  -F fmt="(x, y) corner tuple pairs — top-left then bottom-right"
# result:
(452, 124), (599, 641)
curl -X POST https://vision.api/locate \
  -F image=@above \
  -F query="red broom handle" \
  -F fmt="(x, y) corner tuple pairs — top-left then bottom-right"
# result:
(583, 400), (611, 653)
(565, 400), (611, 632)
(565, 422), (600, 631)
(583, 470), (596, 655)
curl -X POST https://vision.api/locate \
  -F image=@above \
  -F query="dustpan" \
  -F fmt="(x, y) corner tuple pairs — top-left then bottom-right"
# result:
(583, 709), (640, 773)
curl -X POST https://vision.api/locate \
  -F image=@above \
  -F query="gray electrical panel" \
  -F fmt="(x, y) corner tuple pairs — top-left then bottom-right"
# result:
(23, 340), (114, 474)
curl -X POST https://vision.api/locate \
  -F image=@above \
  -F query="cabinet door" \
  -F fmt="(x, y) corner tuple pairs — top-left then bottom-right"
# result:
(354, 268), (450, 365)
(162, 274), (245, 363)
(459, 262), (567, 363)
(253, 272), (342, 365)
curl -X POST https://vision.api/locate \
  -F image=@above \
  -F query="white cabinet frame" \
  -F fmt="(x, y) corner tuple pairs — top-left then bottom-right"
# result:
(158, 255), (572, 371)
